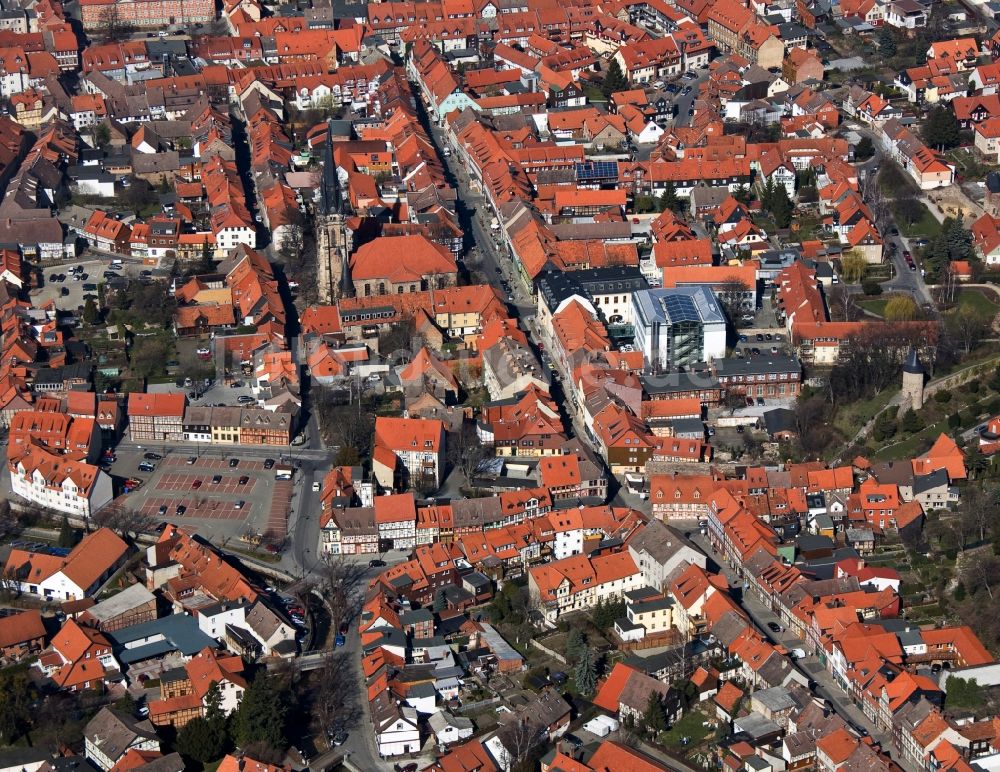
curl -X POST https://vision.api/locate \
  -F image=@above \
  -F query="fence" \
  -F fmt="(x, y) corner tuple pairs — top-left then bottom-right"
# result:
(455, 696), (501, 713)
(530, 638), (567, 664)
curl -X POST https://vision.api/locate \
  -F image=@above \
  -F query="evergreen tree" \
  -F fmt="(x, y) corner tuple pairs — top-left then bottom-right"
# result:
(433, 588), (448, 613)
(770, 183), (794, 228)
(83, 298), (99, 326)
(901, 408), (923, 434)
(923, 105), (961, 150)
(659, 182), (680, 213)
(601, 59), (628, 99)
(855, 136), (875, 161)
(231, 675), (287, 750)
(565, 628), (585, 661)
(954, 581), (967, 601)
(878, 25), (897, 57)
(945, 215), (974, 262)
(58, 515), (75, 548)
(643, 691), (667, 734)
(176, 716), (227, 763)
(574, 646), (597, 696)
(204, 682), (225, 727)
(0, 670), (34, 744)
(872, 411), (897, 442)
(966, 444), (987, 479)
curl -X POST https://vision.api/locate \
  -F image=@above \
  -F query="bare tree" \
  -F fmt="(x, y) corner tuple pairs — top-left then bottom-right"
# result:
(827, 283), (860, 322)
(313, 389), (375, 455)
(496, 712), (546, 772)
(309, 555), (367, 632)
(960, 484), (997, 544)
(310, 650), (360, 736)
(963, 552), (1000, 601)
(98, 5), (137, 43)
(716, 279), (752, 327)
(447, 420), (488, 484)
(947, 307), (990, 355)
(92, 502), (156, 542)
(859, 166), (892, 234)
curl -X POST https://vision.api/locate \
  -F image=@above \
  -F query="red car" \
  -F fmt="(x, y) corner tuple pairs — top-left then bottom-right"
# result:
(192, 479), (203, 489)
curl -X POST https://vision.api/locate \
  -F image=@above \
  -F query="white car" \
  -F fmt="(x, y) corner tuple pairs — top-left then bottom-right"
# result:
(196, 347), (210, 356)
(312, 481), (321, 492)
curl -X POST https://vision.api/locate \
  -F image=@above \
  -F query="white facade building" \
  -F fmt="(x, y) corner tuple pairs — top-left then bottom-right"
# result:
(632, 286), (728, 371)
(8, 446), (113, 518)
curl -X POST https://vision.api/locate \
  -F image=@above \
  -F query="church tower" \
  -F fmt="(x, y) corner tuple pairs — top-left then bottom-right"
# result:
(901, 347), (925, 411)
(315, 120), (352, 302)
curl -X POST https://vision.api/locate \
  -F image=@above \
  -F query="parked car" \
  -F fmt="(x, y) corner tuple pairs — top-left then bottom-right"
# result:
(175, 504), (187, 516)
(211, 474), (222, 484)
(157, 505), (167, 516)
(143, 452), (162, 460)
(335, 633), (346, 647)
(238, 475), (249, 485)
(312, 481), (321, 492)
(138, 462), (155, 472)
(187, 456), (196, 464)
(369, 559), (386, 568)
(192, 479), (203, 489)
(767, 621), (782, 633)
(234, 500), (245, 510)
(263, 458), (275, 469)
(229, 458), (239, 468)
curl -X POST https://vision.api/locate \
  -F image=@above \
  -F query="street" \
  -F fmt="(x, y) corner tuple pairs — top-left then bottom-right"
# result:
(852, 124), (934, 307)
(678, 524), (901, 761)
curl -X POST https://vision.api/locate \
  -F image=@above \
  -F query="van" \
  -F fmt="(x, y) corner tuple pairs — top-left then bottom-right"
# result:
(275, 468), (293, 480)
(111, 259), (122, 267)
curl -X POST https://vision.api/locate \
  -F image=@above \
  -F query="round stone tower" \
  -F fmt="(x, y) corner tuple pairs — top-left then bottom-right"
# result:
(901, 347), (925, 411)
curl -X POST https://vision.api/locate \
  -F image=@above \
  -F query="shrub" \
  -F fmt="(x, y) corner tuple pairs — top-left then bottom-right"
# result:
(862, 279), (883, 296)
(933, 390), (952, 404)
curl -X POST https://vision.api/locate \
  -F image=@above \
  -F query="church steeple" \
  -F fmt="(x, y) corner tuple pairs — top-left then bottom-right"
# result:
(319, 118), (342, 217)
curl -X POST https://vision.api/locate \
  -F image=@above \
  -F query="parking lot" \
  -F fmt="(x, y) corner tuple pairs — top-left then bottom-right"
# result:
(30, 258), (112, 312)
(112, 451), (292, 542)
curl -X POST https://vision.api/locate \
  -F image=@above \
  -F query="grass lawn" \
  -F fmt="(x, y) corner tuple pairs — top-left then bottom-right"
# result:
(857, 298), (888, 317)
(792, 214), (823, 241)
(583, 84), (606, 102)
(956, 289), (1000, 318)
(832, 388), (897, 439)
(891, 200), (942, 239)
(872, 419), (947, 461)
(661, 708), (713, 749)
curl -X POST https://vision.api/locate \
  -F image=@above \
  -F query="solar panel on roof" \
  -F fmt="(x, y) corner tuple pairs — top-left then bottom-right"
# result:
(662, 293), (700, 323)
(575, 161), (619, 181)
